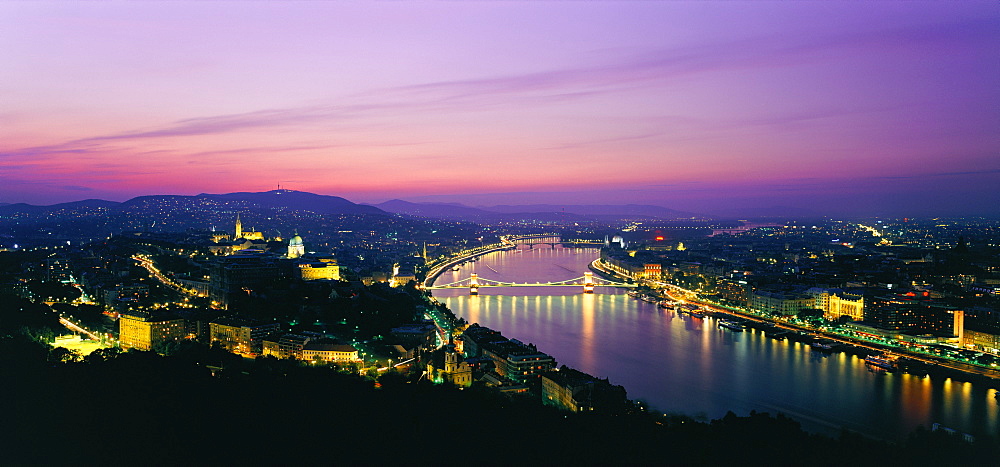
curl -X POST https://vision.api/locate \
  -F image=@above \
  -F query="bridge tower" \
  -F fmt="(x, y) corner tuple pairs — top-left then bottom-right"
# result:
(583, 272), (595, 293)
(469, 273), (479, 295)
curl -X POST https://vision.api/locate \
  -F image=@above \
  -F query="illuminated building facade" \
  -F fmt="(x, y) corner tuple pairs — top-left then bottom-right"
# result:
(541, 368), (628, 413)
(262, 333), (312, 359)
(962, 328), (1000, 354)
(750, 290), (814, 316)
(301, 340), (359, 362)
(716, 278), (751, 305)
(806, 288), (865, 321)
(118, 312), (186, 351)
(209, 317), (281, 355)
(827, 293), (864, 321)
(391, 263), (417, 287)
(234, 214), (264, 241)
(868, 292), (964, 337)
(261, 332), (358, 362)
(287, 234), (305, 259)
(103, 283), (150, 310)
(298, 256), (340, 281)
(461, 324), (555, 383)
(46, 257), (73, 282)
(427, 344), (472, 387)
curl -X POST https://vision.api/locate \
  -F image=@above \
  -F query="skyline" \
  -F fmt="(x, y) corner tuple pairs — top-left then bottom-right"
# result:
(2, 2), (998, 216)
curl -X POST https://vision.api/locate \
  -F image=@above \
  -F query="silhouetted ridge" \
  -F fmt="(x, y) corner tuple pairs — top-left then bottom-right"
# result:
(202, 190), (385, 215)
(0, 199), (120, 214)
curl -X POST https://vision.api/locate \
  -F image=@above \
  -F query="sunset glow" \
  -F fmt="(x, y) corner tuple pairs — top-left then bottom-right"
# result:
(2, 2), (997, 215)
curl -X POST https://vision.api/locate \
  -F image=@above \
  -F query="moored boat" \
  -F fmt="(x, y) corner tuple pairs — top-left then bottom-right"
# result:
(810, 340), (836, 352)
(864, 353), (898, 371)
(765, 329), (788, 340)
(718, 319), (745, 331)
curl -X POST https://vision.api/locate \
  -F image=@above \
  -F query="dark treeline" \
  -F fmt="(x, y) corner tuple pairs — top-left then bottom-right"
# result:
(2, 334), (997, 465)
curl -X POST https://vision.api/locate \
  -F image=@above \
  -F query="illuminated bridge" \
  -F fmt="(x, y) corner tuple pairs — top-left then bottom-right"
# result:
(506, 235), (604, 249)
(426, 272), (636, 294)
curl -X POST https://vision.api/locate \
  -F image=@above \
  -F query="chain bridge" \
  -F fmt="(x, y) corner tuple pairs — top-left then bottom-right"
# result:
(426, 271), (636, 294)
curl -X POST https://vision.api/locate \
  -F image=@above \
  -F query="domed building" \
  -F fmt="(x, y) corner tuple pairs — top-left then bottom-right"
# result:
(287, 234), (305, 259)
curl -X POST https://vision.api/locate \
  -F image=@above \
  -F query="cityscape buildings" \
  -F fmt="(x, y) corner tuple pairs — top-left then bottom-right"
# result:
(1, 1), (997, 461)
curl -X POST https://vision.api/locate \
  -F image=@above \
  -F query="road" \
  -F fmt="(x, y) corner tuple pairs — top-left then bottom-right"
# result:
(132, 254), (199, 297)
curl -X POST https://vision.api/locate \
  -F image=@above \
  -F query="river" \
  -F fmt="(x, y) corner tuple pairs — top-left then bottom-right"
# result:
(432, 245), (1000, 441)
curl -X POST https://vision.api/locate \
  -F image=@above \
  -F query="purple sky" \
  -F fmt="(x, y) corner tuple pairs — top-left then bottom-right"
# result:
(2, 2), (997, 216)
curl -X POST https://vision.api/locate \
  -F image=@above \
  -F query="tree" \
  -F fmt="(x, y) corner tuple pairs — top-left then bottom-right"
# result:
(48, 346), (80, 363)
(84, 346), (122, 364)
(796, 307), (824, 320)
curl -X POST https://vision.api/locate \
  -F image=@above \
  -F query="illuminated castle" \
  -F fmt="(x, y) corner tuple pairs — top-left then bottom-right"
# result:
(287, 233), (305, 259)
(234, 214), (264, 241)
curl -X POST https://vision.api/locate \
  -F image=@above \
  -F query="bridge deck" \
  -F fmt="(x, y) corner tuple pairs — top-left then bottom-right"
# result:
(427, 283), (635, 289)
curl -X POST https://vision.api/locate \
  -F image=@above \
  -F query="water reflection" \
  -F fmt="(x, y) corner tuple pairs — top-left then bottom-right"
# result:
(435, 247), (998, 440)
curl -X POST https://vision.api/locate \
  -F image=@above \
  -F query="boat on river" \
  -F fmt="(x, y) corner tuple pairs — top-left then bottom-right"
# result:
(864, 353), (899, 371)
(764, 328), (789, 340)
(810, 340), (838, 352)
(718, 319), (745, 331)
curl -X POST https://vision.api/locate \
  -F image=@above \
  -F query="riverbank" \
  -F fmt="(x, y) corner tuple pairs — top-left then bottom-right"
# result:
(434, 247), (999, 440)
(591, 257), (1000, 387)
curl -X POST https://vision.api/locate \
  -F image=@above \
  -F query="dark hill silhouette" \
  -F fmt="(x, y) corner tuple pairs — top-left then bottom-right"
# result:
(0, 199), (120, 215)
(202, 190), (385, 215)
(116, 190), (385, 216)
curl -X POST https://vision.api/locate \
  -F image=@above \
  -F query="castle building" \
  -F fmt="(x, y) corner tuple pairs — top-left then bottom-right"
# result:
(234, 214), (264, 241)
(287, 234), (305, 259)
(298, 255), (340, 281)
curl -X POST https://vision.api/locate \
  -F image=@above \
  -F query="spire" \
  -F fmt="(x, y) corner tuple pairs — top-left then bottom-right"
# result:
(235, 214), (243, 239)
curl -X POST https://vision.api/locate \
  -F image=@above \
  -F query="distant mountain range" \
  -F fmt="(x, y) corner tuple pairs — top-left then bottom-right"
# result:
(0, 191), (385, 217)
(120, 190), (385, 216)
(371, 199), (697, 222)
(0, 199), (121, 215)
(1, 190), (713, 226)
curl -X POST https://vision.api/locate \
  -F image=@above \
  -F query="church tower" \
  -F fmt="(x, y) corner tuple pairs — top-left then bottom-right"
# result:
(235, 214), (243, 240)
(444, 346), (458, 373)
